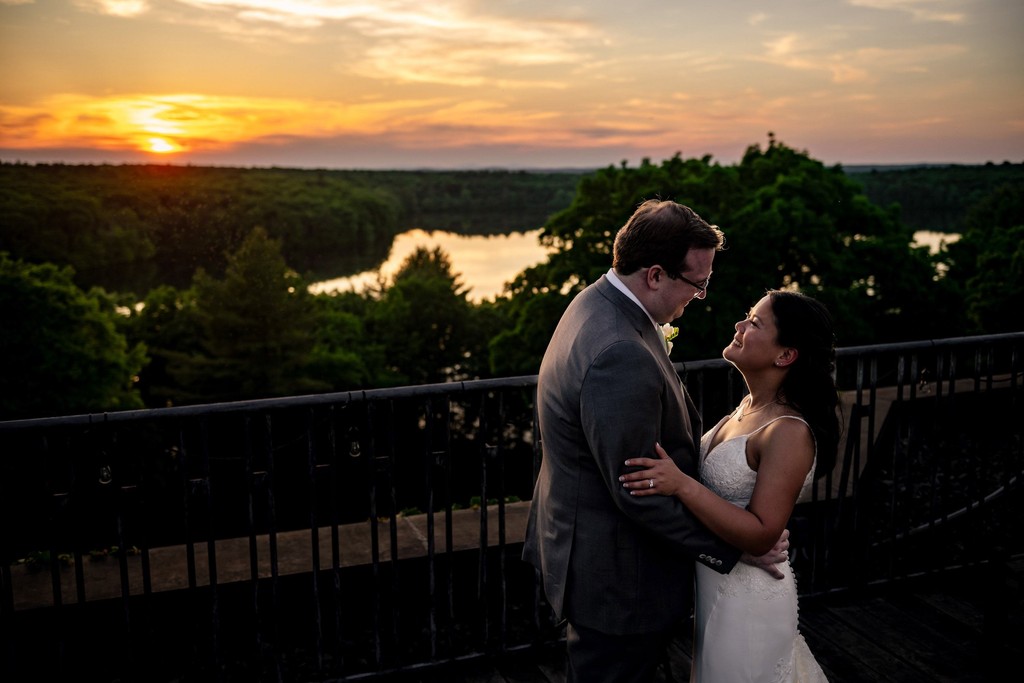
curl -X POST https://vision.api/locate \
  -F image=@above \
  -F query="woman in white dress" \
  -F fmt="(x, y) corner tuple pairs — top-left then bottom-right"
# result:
(620, 290), (839, 682)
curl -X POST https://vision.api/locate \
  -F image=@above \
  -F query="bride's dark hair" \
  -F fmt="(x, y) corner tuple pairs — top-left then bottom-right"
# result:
(768, 290), (841, 478)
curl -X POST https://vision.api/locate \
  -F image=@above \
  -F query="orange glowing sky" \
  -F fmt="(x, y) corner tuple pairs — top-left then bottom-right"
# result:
(1, 0), (1022, 169)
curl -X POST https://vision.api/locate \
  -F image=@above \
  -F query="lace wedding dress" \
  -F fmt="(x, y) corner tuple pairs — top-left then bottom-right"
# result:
(691, 415), (828, 682)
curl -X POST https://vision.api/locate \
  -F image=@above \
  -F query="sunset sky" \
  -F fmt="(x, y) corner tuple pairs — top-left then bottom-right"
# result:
(2, 0), (1022, 170)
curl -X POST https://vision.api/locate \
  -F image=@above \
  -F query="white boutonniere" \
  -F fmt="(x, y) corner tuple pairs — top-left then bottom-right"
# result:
(661, 323), (679, 355)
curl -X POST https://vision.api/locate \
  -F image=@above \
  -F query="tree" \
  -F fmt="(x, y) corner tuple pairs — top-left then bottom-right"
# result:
(722, 139), (963, 349)
(172, 227), (326, 402)
(306, 291), (379, 390)
(488, 287), (571, 377)
(125, 284), (204, 407)
(0, 253), (146, 419)
(493, 138), (967, 370)
(944, 182), (1024, 333)
(490, 155), (730, 374)
(364, 246), (477, 386)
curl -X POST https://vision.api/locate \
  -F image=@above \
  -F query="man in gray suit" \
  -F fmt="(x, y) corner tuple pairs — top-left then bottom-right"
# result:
(523, 199), (784, 682)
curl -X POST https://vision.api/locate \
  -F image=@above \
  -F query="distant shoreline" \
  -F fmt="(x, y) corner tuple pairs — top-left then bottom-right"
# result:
(3, 158), (1019, 175)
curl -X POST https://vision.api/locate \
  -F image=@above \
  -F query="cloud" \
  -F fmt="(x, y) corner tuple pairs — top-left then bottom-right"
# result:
(175, 0), (370, 30)
(6, 1), (1018, 169)
(758, 30), (966, 84)
(67, 0), (600, 88)
(847, 0), (966, 24)
(0, 90), (620, 155)
(73, 0), (150, 17)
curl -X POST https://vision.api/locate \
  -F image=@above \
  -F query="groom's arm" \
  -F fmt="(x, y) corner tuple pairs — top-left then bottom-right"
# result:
(740, 528), (790, 580)
(581, 340), (741, 573)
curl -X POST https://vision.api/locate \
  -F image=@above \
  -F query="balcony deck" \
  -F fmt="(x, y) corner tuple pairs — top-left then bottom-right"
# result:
(379, 557), (1024, 682)
(3, 332), (1022, 682)
(7, 503), (1022, 682)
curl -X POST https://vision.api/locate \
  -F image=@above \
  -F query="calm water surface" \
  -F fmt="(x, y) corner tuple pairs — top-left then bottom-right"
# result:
(309, 229), (956, 303)
(310, 229), (554, 302)
(913, 230), (960, 253)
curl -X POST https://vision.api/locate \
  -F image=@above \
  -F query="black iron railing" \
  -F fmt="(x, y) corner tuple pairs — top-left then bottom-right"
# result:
(1, 332), (1022, 682)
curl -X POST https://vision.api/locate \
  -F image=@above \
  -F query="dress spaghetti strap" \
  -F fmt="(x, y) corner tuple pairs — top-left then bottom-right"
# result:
(747, 415), (816, 455)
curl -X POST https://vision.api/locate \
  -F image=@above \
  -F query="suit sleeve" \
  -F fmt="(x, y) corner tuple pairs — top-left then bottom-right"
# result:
(580, 340), (741, 573)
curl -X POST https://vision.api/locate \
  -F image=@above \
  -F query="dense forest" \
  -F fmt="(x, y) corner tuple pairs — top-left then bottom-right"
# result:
(0, 164), (580, 295)
(847, 163), (1023, 233)
(2, 138), (1021, 419)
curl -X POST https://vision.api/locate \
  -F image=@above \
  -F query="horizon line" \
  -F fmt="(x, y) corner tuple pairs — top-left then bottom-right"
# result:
(2, 158), (1021, 174)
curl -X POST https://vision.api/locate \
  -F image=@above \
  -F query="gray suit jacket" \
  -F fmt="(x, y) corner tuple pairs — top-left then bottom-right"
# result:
(522, 276), (740, 636)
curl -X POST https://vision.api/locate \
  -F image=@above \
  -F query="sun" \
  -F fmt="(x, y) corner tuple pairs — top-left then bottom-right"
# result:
(146, 137), (181, 154)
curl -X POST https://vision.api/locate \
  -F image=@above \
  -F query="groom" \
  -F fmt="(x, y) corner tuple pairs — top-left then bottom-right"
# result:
(523, 200), (782, 682)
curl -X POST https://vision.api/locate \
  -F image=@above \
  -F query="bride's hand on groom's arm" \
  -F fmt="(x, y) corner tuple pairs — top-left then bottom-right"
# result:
(740, 528), (790, 580)
(621, 444), (790, 572)
(620, 442), (694, 498)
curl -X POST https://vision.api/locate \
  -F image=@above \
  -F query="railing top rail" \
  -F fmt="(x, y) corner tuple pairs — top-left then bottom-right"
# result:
(2, 332), (1020, 432)
(0, 375), (541, 431)
(834, 330), (1024, 356)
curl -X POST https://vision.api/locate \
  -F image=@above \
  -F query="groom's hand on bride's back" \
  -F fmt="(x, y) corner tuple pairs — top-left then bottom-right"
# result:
(739, 528), (790, 580)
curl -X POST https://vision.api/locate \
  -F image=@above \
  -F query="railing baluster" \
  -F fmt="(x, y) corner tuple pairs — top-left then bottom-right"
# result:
(477, 391), (491, 651)
(306, 407), (325, 672)
(423, 397), (438, 661)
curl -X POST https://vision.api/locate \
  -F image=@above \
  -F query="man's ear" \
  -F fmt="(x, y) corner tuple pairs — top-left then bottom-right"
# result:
(775, 348), (798, 367)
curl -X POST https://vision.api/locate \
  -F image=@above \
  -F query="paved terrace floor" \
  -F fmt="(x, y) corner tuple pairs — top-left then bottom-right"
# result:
(10, 502), (533, 610)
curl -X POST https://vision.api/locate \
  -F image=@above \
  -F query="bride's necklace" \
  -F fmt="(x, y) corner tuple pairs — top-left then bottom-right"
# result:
(734, 396), (780, 422)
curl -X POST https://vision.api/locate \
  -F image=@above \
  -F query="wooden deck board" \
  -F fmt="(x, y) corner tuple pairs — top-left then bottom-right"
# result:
(399, 558), (1024, 683)
(841, 596), (974, 681)
(799, 604), (934, 683)
(8, 540), (1021, 682)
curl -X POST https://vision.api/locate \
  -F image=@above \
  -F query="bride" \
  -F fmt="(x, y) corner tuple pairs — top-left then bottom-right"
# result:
(620, 289), (838, 682)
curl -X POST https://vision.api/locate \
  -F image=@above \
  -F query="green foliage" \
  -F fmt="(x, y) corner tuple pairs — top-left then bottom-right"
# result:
(849, 161), (1024, 233)
(0, 252), (146, 419)
(533, 154), (742, 293)
(944, 181), (1024, 333)
(1, 151), (1017, 417)
(364, 246), (478, 386)
(721, 139), (964, 349)
(492, 153), (744, 372)
(494, 137), (980, 364)
(0, 175), (157, 282)
(172, 227), (327, 402)
(343, 169), (581, 233)
(125, 284), (203, 407)
(306, 293), (377, 390)
(0, 163), (582, 296)
(15, 550), (75, 569)
(488, 287), (573, 377)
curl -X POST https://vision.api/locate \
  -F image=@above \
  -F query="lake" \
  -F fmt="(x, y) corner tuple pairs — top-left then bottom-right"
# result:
(912, 230), (960, 253)
(309, 228), (555, 302)
(310, 229), (958, 302)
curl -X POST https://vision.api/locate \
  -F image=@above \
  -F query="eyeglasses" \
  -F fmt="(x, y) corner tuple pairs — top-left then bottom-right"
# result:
(665, 270), (711, 299)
